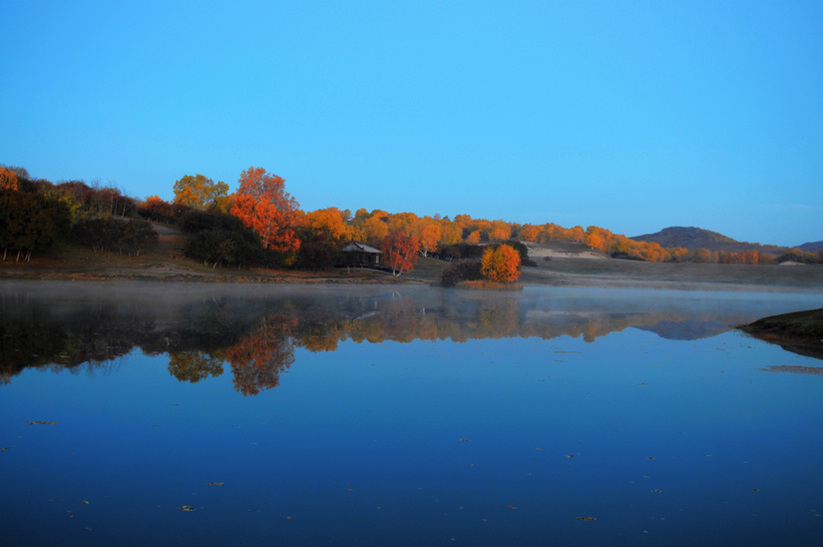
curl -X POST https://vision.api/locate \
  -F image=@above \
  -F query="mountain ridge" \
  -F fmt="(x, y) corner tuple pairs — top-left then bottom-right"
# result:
(629, 226), (811, 255)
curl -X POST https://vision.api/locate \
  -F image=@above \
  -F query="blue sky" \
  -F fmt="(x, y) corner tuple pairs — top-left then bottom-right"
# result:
(3, 1), (821, 246)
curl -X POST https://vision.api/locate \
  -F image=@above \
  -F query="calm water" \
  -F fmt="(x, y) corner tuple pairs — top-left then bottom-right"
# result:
(2, 281), (822, 546)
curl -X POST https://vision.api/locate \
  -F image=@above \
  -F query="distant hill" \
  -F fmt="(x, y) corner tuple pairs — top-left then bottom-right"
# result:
(797, 241), (823, 253)
(630, 226), (788, 255)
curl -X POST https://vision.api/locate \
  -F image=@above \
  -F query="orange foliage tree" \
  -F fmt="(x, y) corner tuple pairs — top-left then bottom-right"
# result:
(381, 230), (420, 277)
(416, 218), (442, 256)
(438, 219), (463, 246)
(486, 220), (511, 241)
(231, 167), (300, 254)
(361, 210), (390, 244)
(0, 167), (19, 191)
(481, 244), (521, 283)
(303, 207), (350, 242)
(519, 224), (540, 242)
(225, 315), (296, 396)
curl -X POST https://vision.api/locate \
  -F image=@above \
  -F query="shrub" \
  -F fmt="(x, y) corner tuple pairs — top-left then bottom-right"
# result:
(439, 260), (483, 287)
(0, 190), (71, 261)
(70, 217), (158, 256)
(438, 243), (485, 260)
(184, 228), (263, 269)
(294, 240), (339, 271)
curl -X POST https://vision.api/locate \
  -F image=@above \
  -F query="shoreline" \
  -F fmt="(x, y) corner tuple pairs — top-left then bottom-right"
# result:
(2, 243), (823, 294)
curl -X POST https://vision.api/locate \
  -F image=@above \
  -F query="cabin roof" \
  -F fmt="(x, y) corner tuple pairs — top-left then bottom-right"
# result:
(341, 242), (382, 254)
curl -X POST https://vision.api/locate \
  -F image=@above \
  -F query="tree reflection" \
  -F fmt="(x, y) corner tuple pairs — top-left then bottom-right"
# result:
(2, 283), (778, 389)
(168, 350), (224, 383)
(225, 315), (296, 396)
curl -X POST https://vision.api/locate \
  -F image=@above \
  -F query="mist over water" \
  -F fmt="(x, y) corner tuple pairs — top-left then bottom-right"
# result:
(2, 281), (822, 545)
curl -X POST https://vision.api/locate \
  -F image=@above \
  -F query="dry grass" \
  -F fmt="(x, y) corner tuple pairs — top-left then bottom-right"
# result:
(2, 234), (822, 291)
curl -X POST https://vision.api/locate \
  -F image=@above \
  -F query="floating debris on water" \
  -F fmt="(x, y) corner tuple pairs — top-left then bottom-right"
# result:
(507, 505), (518, 510)
(207, 482), (224, 486)
(577, 516), (597, 521)
(651, 489), (663, 493)
(181, 505), (196, 512)
(459, 439), (471, 442)
(27, 421), (59, 425)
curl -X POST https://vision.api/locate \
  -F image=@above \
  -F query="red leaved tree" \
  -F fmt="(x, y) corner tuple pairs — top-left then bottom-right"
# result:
(381, 230), (419, 277)
(231, 167), (300, 254)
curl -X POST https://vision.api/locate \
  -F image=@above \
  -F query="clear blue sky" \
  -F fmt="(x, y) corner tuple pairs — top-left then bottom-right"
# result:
(3, 0), (821, 247)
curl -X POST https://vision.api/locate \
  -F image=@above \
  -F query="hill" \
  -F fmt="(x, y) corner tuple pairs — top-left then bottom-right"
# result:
(631, 226), (788, 255)
(798, 241), (823, 253)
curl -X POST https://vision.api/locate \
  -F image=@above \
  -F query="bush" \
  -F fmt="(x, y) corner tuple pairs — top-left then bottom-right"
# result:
(178, 210), (269, 268)
(438, 243), (485, 261)
(294, 240), (339, 271)
(439, 260), (483, 287)
(70, 217), (158, 256)
(184, 228), (263, 269)
(0, 190), (71, 261)
(180, 210), (246, 235)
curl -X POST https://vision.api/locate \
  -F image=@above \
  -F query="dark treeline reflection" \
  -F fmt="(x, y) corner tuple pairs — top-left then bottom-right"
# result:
(0, 282), (796, 393)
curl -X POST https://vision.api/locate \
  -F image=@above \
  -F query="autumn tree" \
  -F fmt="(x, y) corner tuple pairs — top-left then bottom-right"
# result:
(138, 195), (190, 224)
(416, 217), (442, 257)
(0, 167), (19, 192)
(585, 225), (611, 251)
(381, 230), (419, 277)
(519, 224), (540, 243)
(231, 167), (300, 255)
(481, 244), (521, 283)
(303, 207), (350, 242)
(438, 219), (463, 247)
(173, 174), (229, 212)
(486, 220), (512, 241)
(361, 210), (390, 244)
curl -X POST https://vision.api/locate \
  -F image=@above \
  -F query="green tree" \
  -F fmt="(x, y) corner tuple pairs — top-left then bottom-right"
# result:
(0, 190), (70, 261)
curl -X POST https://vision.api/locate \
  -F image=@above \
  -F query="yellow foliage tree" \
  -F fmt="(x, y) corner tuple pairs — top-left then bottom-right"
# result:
(173, 174), (229, 211)
(416, 218), (441, 256)
(304, 207), (350, 242)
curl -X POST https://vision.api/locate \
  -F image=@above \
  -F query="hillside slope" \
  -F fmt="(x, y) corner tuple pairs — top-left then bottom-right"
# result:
(631, 226), (787, 255)
(798, 241), (823, 253)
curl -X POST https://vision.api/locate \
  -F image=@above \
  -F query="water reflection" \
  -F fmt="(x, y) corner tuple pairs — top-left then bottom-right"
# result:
(1, 281), (819, 393)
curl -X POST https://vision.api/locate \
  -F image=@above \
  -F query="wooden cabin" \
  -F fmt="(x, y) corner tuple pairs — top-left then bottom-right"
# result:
(340, 242), (382, 267)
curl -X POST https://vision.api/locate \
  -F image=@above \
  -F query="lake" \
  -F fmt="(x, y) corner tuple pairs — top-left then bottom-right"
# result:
(2, 281), (822, 546)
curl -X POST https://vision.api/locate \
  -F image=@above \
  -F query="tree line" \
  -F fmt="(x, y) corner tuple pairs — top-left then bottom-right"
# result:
(2, 164), (820, 273)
